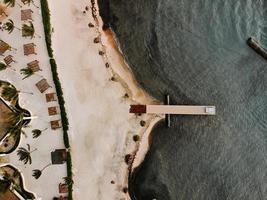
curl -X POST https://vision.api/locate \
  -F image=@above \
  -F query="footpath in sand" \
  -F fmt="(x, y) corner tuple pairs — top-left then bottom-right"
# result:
(48, 0), (163, 199)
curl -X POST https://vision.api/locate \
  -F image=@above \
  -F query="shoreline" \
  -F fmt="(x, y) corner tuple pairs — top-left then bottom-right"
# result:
(93, 0), (164, 188)
(93, 1), (166, 199)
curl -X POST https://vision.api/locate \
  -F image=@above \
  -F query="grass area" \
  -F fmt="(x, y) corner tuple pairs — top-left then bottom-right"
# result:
(40, 1), (73, 199)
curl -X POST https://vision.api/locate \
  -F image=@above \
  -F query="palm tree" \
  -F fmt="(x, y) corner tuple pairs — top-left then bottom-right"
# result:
(32, 163), (52, 179)
(0, 178), (11, 192)
(22, 0), (39, 8)
(32, 128), (47, 138)
(3, 19), (20, 34)
(8, 111), (25, 126)
(17, 144), (37, 165)
(1, 85), (33, 102)
(3, 0), (22, 7)
(3, 0), (15, 7)
(1, 85), (18, 102)
(20, 67), (34, 79)
(0, 62), (7, 71)
(22, 22), (39, 38)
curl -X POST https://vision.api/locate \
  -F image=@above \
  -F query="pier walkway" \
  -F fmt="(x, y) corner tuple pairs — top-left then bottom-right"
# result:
(130, 105), (216, 115)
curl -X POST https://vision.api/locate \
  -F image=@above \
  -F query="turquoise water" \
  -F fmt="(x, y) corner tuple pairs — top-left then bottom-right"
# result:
(98, 0), (267, 199)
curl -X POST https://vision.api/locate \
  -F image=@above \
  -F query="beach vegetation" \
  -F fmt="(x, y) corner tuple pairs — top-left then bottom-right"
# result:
(3, 0), (15, 7)
(3, 0), (22, 7)
(40, 0), (53, 57)
(140, 120), (146, 127)
(17, 144), (37, 165)
(122, 187), (128, 193)
(133, 135), (140, 142)
(3, 19), (19, 33)
(22, 21), (36, 38)
(22, 0), (39, 8)
(32, 128), (47, 138)
(110, 76), (116, 81)
(1, 85), (18, 102)
(88, 22), (94, 27)
(20, 67), (34, 79)
(8, 111), (24, 126)
(0, 62), (7, 71)
(0, 178), (11, 193)
(32, 163), (51, 179)
(63, 176), (74, 186)
(99, 50), (105, 55)
(124, 154), (132, 165)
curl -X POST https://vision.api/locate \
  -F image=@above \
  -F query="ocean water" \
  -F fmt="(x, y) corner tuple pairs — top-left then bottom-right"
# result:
(98, 0), (267, 199)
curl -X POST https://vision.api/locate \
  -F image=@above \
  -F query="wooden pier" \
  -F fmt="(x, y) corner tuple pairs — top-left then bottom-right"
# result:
(130, 105), (216, 115)
(130, 95), (216, 127)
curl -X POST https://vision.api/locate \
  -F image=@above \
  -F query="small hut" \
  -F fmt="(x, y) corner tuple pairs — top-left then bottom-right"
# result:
(27, 60), (40, 72)
(50, 120), (62, 130)
(0, 40), (11, 55)
(4, 55), (15, 66)
(35, 79), (50, 93)
(21, 9), (33, 21)
(51, 149), (67, 164)
(45, 92), (57, 102)
(59, 183), (68, 194)
(48, 106), (59, 116)
(23, 43), (36, 56)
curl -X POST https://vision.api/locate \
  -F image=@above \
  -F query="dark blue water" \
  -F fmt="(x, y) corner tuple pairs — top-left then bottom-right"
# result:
(98, 0), (267, 199)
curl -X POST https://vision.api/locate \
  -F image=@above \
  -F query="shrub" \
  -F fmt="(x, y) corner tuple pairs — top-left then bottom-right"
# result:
(40, 0), (53, 57)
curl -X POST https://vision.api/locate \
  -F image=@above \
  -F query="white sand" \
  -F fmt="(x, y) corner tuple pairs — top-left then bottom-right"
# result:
(0, 1), (67, 199)
(48, 0), (163, 199)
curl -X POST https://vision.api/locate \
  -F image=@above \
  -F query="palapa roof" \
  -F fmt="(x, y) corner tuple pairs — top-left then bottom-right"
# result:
(0, 40), (11, 55)
(50, 120), (62, 130)
(4, 55), (14, 66)
(48, 106), (58, 116)
(45, 92), (57, 102)
(23, 43), (36, 56)
(27, 60), (40, 72)
(59, 183), (69, 194)
(21, 9), (33, 21)
(35, 78), (50, 93)
(51, 149), (67, 164)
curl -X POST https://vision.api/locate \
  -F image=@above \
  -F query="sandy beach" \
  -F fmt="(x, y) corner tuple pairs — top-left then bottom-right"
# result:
(48, 0), (163, 199)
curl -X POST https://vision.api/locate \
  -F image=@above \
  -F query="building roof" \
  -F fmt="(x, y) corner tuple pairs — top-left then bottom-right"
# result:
(48, 106), (58, 116)
(129, 105), (146, 113)
(45, 93), (57, 102)
(21, 9), (33, 21)
(27, 60), (40, 72)
(0, 189), (20, 200)
(23, 43), (36, 56)
(51, 149), (67, 164)
(35, 79), (50, 93)
(0, 40), (10, 55)
(50, 120), (61, 130)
